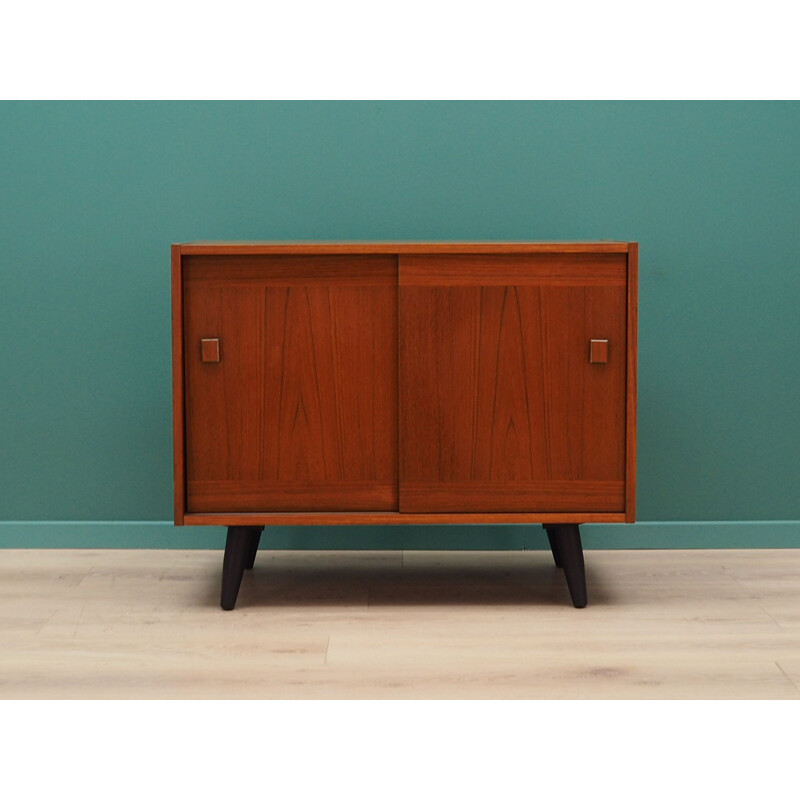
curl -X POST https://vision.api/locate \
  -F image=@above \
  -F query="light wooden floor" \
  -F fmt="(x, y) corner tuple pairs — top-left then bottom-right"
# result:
(1, 548), (799, 699)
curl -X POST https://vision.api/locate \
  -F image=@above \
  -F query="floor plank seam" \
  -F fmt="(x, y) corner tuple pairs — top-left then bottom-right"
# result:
(719, 564), (749, 589)
(761, 608), (787, 633)
(774, 662), (800, 695)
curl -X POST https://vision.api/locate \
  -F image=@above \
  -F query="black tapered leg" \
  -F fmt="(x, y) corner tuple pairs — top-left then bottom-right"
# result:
(553, 524), (587, 608)
(221, 526), (258, 610)
(543, 525), (563, 568)
(244, 527), (263, 570)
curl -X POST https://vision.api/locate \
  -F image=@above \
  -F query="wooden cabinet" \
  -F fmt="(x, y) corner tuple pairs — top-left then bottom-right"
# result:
(172, 242), (637, 609)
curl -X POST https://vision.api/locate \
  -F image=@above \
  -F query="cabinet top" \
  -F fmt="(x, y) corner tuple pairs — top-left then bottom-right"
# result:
(175, 241), (635, 255)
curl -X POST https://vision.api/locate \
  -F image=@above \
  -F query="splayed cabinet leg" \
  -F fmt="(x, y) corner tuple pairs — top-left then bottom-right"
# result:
(221, 526), (261, 610)
(543, 525), (563, 568)
(544, 524), (588, 608)
(551, 524), (588, 608)
(245, 527), (263, 570)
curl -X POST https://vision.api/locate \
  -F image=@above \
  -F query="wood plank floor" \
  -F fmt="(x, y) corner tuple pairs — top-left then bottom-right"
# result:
(1, 548), (799, 699)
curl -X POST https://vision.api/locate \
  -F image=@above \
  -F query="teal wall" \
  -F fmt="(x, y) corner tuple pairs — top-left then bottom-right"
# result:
(1, 101), (798, 548)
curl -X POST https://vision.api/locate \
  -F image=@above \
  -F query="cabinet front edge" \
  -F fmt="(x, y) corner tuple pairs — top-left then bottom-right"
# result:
(182, 512), (628, 526)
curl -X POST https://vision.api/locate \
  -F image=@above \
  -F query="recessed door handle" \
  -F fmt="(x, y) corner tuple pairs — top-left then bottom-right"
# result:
(201, 338), (220, 363)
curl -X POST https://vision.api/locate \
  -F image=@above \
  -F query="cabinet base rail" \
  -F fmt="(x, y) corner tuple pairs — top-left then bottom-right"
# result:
(219, 523), (588, 610)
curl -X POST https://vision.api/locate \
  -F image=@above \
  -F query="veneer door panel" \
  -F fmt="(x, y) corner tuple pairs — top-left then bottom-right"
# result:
(398, 254), (627, 513)
(183, 255), (398, 512)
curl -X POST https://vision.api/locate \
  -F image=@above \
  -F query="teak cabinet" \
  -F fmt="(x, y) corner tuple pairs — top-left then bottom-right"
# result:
(172, 242), (638, 609)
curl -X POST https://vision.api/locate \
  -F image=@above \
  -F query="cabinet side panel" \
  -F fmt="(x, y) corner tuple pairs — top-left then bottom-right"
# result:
(171, 244), (185, 525)
(626, 243), (638, 522)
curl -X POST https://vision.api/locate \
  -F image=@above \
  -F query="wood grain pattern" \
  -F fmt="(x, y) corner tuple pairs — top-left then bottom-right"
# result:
(183, 255), (398, 513)
(171, 244), (185, 525)
(625, 243), (638, 522)
(189, 482), (398, 513)
(399, 481), (625, 513)
(399, 255), (627, 513)
(182, 254), (397, 286)
(398, 252), (627, 286)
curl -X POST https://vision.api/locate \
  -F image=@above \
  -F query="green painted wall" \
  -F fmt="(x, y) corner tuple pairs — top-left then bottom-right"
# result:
(1, 101), (798, 548)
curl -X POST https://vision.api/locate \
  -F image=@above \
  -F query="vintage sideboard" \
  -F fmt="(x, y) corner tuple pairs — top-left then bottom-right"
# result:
(171, 242), (638, 609)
